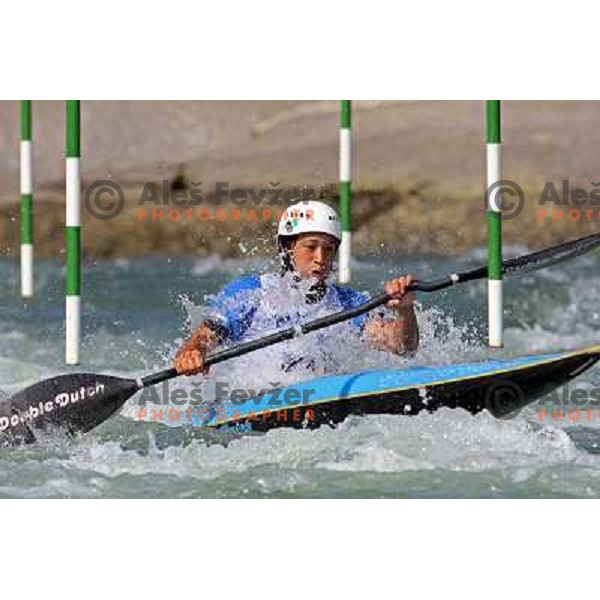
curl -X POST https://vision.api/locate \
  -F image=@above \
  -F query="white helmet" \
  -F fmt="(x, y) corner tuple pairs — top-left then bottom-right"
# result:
(277, 200), (342, 242)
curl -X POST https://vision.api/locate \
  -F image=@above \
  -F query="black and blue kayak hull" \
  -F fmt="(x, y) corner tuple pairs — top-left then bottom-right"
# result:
(174, 345), (600, 432)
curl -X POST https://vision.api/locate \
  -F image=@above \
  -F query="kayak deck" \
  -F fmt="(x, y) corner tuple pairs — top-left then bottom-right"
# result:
(173, 345), (600, 431)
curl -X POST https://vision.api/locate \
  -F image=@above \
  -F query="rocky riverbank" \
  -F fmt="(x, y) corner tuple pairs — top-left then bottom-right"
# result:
(1, 178), (596, 260)
(1, 100), (598, 259)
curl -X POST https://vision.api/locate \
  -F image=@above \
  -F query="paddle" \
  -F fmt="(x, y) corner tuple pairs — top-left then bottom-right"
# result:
(2, 231), (599, 447)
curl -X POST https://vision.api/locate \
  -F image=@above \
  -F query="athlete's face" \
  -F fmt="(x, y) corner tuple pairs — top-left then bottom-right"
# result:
(291, 233), (338, 281)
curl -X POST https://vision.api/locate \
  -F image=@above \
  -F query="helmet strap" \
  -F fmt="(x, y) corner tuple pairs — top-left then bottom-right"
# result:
(277, 237), (295, 276)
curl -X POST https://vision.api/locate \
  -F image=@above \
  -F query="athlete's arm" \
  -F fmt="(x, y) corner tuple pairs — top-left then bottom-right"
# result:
(364, 275), (419, 355)
(174, 275), (260, 376)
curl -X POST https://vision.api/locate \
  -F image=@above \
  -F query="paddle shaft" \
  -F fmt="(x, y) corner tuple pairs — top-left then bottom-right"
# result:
(140, 232), (600, 389)
(140, 279), (452, 388)
(140, 278), (474, 389)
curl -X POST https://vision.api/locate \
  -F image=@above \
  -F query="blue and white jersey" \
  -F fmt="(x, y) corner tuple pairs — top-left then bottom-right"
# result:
(204, 273), (371, 374)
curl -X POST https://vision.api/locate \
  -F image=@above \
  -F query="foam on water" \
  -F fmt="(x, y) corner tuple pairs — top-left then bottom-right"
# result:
(1, 408), (593, 498)
(1, 251), (599, 497)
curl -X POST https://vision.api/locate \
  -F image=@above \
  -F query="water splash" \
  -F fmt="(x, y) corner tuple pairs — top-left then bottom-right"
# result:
(1, 251), (600, 498)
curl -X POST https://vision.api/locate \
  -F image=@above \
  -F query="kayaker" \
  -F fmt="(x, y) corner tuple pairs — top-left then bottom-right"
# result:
(174, 199), (419, 376)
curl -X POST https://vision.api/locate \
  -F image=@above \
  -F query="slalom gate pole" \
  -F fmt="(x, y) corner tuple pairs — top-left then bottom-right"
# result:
(20, 101), (33, 298)
(486, 100), (503, 347)
(65, 101), (81, 365)
(338, 100), (352, 284)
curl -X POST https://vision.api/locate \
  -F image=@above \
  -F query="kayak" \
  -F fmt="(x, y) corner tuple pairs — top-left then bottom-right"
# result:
(173, 344), (600, 432)
(2, 344), (599, 447)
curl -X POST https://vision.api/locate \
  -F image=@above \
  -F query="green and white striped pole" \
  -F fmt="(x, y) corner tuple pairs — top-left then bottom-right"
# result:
(338, 100), (352, 284)
(20, 101), (33, 298)
(486, 100), (503, 347)
(66, 101), (81, 365)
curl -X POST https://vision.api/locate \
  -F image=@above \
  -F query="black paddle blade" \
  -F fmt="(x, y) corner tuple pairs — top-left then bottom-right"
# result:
(0, 373), (139, 448)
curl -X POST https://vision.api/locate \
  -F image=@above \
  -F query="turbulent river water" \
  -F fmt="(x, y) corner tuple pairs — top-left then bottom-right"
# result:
(1, 248), (599, 498)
